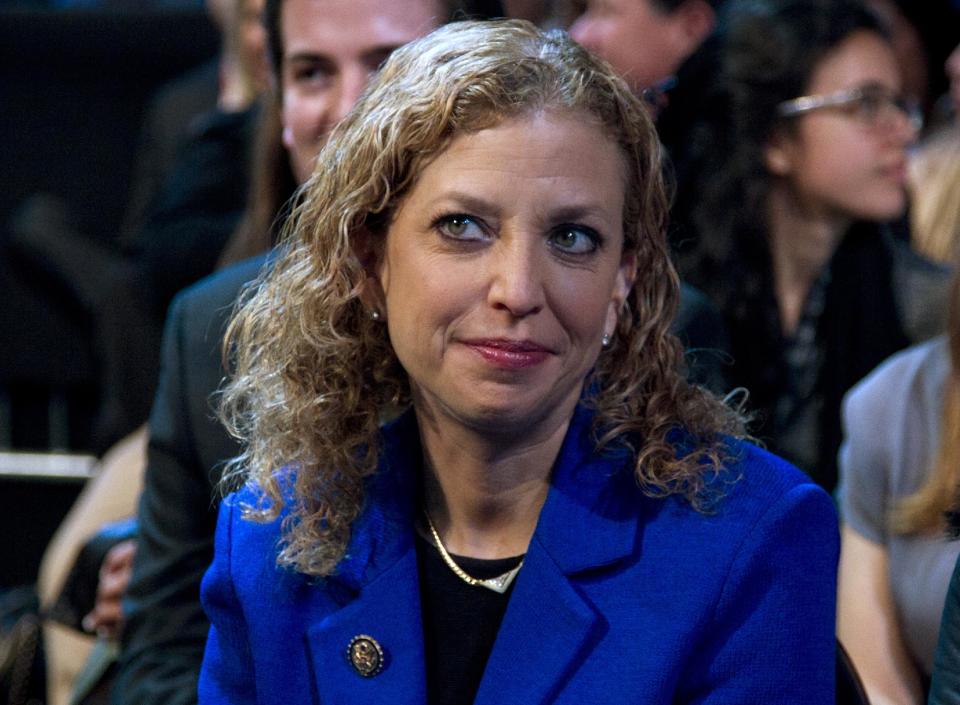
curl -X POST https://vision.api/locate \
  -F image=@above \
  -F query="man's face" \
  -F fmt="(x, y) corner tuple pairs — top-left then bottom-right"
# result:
(569, 0), (703, 94)
(280, 0), (441, 183)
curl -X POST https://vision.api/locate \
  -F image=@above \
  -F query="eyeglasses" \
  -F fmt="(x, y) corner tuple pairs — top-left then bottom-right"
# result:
(776, 84), (923, 134)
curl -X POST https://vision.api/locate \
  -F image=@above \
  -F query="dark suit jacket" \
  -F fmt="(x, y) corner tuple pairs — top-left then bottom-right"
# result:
(114, 256), (265, 705)
(128, 105), (259, 322)
(199, 405), (839, 704)
(118, 60), (219, 245)
(931, 554), (960, 704)
(114, 252), (730, 705)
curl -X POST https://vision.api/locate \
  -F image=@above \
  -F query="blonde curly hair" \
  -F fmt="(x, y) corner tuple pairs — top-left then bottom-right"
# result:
(220, 19), (743, 576)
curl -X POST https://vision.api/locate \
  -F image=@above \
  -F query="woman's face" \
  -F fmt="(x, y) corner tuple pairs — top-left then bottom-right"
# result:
(374, 111), (636, 437)
(766, 30), (916, 223)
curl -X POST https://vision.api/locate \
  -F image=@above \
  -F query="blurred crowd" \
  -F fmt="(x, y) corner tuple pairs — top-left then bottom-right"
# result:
(1, 0), (959, 703)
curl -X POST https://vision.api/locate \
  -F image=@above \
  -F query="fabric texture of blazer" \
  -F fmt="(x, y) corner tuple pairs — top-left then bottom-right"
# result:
(199, 404), (839, 704)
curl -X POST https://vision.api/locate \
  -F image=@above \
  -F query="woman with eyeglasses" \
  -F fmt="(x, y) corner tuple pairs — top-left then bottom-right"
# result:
(663, 1), (951, 702)
(665, 0), (949, 493)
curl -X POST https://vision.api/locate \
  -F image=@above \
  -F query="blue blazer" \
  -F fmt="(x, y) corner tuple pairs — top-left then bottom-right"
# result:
(199, 406), (839, 704)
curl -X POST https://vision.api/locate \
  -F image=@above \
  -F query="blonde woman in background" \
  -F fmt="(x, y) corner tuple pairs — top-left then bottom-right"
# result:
(909, 42), (960, 265)
(837, 271), (960, 705)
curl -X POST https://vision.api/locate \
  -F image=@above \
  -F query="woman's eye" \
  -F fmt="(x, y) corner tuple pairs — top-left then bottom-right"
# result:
(549, 225), (600, 254)
(436, 215), (485, 241)
(856, 94), (884, 121)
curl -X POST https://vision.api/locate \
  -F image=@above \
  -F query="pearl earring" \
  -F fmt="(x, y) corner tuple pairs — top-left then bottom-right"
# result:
(370, 309), (382, 321)
(601, 333), (611, 348)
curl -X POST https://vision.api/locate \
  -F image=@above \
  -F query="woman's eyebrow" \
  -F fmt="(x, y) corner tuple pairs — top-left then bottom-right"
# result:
(429, 192), (498, 216)
(547, 205), (615, 224)
(430, 194), (614, 223)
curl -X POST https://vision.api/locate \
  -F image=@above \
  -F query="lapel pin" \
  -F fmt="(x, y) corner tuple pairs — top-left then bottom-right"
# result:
(347, 634), (385, 677)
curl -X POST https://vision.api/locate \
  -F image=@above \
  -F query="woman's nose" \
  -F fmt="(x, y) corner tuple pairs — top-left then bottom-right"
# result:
(486, 241), (545, 318)
(874, 97), (921, 146)
(889, 104), (921, 145)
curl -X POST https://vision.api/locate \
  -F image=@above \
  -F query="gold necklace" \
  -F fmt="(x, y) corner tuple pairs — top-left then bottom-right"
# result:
(423, 510), (524, 595)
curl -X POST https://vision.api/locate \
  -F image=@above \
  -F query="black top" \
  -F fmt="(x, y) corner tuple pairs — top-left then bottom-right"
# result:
(415, 533), (523, 705)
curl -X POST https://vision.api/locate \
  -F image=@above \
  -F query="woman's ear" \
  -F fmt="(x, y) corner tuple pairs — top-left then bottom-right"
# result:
(353, 225), (380, 271)
(353, 225), (386, 314)
(615, 250), (638, 309)
(605, 250), (637, 339)
(764, 130), (795, 176)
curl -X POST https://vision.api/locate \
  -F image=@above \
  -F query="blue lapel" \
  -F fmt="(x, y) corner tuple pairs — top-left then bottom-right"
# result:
(305, 548), (426, 705)
(476, 405), (640, 704)
(305, 411), (427, 704)
(305, 405), (640, 705)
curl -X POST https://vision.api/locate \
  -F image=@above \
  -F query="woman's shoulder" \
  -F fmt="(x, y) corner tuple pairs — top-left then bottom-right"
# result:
(720, 439), (837, 551)
(716, 437), (833, 511)
(218, 484), (268, 530)
(844, 336), (948, 424)
(887, 238), (951, 342)
(646, 435), (836, 546)
(218, 477), (294, 551)
(836, 336), (948, 511)
(635, 438), (838, 602)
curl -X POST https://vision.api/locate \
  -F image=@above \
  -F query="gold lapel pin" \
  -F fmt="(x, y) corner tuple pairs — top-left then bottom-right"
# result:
(347, 634), (385, 677)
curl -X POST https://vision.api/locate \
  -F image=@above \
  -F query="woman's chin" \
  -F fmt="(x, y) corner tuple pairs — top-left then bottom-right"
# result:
(418, 389), (573, 441)
(847, 194), (906, 224)
(451, 401), (545, 435)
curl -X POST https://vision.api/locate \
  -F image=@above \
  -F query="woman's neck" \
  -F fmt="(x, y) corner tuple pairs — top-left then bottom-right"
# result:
(415, 407), (569, 561)
(767, 183), (850, 336)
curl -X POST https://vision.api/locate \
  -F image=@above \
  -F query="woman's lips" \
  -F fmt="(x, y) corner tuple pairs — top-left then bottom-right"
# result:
(461, 339), (553, 369)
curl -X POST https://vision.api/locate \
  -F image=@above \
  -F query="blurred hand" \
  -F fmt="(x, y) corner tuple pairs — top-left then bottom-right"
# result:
(82, 538), (137, 639)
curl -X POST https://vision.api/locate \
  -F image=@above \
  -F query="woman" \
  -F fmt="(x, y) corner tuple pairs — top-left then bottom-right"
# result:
(200, 20), (839, 704)
(837, 37), (960, 705)
(838, 271), (960, 704)
(664, 0), (949, 492)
